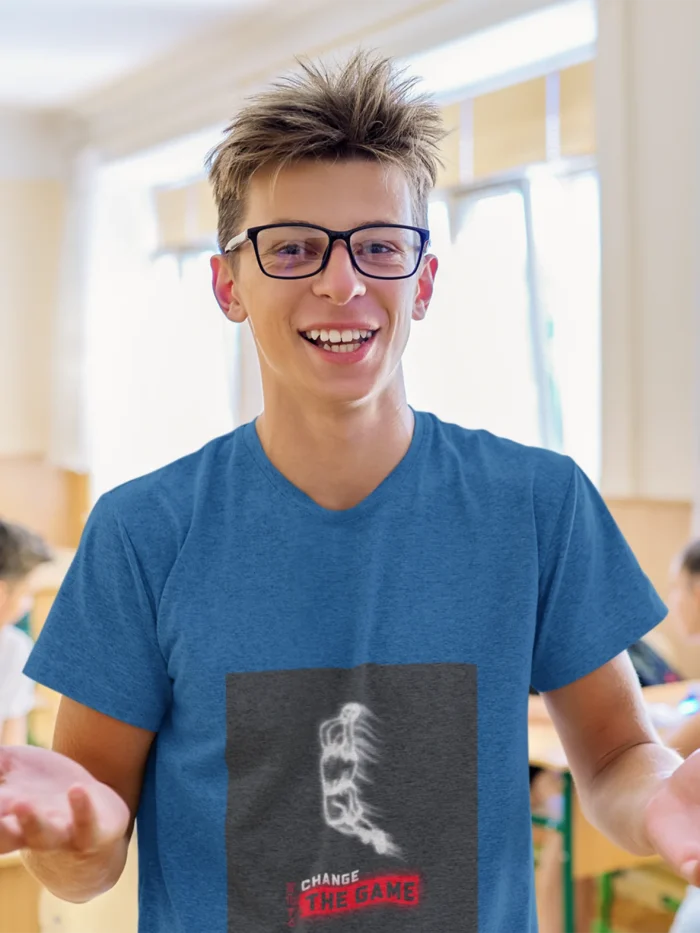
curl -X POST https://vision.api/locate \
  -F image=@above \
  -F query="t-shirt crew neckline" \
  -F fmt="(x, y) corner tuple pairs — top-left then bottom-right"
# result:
(241, 406), (427, 521)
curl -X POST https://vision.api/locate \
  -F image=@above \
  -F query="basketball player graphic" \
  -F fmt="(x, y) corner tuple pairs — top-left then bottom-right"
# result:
(319, 702), (403, 858)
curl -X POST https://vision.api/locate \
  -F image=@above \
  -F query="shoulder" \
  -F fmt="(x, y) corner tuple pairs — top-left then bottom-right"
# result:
(423, 412), (576, 504)
(98, 427), (242, 539)
(76, 428), (245, 596)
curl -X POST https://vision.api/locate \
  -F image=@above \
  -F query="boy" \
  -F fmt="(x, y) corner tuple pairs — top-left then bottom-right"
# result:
(4, 52), (700, 932)
(0, 520), (52, 745)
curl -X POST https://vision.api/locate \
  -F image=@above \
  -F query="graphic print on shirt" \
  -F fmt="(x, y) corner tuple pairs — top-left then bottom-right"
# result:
(319, 702), (402, 858)
(225, 661), (477, 932)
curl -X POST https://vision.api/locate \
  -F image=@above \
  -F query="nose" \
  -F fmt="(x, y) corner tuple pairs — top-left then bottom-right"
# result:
(311, 240), (366, 305)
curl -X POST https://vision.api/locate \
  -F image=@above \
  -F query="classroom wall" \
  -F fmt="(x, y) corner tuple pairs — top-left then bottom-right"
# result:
(0, 112), (66, 457)
(0, 110), (89, 545)
(70, 0), (559, 160)
(597, 0), (700, 509)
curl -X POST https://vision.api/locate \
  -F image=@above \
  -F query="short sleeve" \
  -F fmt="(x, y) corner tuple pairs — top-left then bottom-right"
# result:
(0, 630), (36, 719)
(531, 461), (668, 693)
(24, 493), (173, 731)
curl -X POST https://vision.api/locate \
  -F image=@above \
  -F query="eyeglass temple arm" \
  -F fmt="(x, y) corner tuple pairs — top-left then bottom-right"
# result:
(223, 231), (250, 253)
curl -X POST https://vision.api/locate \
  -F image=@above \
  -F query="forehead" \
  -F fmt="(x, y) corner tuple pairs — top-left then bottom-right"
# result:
(244, 159), (414, 229)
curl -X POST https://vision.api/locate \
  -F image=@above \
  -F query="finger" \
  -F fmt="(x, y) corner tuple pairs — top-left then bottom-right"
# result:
(11, 802), (71, 851)
(681, 859), (700, 885)
(68, 786), (98, 852)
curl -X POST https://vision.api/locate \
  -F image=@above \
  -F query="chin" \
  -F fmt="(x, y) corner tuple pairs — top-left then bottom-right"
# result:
(314, 388), (376, 407)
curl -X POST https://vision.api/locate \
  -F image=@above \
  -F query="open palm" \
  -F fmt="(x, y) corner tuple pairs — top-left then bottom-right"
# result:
(0, 745), (129, 854)
(645, 749), (700, 884)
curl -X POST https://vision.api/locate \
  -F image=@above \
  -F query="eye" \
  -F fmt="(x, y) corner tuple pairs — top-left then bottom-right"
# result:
(356, 240), (395, 255)
(270, 240), (324, 259)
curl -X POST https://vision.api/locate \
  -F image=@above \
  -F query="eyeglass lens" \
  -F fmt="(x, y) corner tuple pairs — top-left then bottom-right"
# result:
(255, 225), (424, 278)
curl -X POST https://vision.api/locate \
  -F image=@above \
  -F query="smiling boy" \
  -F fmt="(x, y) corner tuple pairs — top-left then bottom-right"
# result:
(7, 52), (700, 933)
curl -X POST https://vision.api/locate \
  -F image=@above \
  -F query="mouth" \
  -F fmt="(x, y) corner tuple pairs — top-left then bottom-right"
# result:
(299, 327), (379, 355)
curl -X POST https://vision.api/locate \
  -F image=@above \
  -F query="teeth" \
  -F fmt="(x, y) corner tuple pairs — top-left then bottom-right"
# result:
(303, 328), (377, 345)
(320, 342), (363, 353)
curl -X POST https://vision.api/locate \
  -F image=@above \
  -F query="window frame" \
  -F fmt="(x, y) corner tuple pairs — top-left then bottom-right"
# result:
(430, 153), (598, 459)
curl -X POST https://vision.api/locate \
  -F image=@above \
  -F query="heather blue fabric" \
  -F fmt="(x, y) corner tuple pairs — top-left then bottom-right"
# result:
(25, 410), (667, 932)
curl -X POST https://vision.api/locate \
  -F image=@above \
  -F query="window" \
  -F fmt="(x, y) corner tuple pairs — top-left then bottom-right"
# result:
(86, 163), (236, 499)
(403, 164), (601, 482)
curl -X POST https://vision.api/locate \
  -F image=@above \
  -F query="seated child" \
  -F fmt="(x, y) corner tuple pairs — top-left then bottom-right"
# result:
(0, 519), (53, 745)
(666, 539), (700, 933)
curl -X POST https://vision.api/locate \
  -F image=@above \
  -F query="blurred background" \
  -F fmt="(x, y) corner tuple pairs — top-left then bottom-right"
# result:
(1, 0), (700, 928)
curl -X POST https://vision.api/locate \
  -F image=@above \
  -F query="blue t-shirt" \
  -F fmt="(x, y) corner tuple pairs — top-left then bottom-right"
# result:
(25, 410), (667, 932)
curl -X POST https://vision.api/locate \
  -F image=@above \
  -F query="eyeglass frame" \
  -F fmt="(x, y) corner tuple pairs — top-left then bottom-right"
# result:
(222, 222), (431, 280)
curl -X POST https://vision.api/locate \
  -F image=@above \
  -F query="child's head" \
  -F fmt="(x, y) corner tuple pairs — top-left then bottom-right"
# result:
(207, 51), (446, 411)
(669, 539), (700, 639)
(0, 520), (53, 628)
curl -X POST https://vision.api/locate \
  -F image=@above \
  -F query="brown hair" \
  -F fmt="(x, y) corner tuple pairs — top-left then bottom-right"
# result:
(0, 520), (53, 583)
(681, 540), (700, 578)
(206, 50), (447, 252)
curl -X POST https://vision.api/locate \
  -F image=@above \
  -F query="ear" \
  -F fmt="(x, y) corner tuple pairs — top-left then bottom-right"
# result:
(211, 254), (248, 324)
(412, 254), (438, 322)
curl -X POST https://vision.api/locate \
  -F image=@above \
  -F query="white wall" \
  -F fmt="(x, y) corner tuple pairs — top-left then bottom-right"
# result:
(597, 0), (700, 502)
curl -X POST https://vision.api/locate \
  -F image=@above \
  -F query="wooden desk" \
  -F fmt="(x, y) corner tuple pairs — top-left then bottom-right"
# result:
(529, 681), (696, 931)
(0, 853), (40, 933)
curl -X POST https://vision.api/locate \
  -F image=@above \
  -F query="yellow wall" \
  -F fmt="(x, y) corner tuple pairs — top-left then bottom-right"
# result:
(0, 178), (64, 455)
(0, 142), (88, 545)
(473, 77), (548, 177)
(560, 60), (596, 156)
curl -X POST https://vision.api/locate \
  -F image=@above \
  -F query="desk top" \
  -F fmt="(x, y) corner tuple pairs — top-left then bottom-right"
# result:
(529, 680), (698, 770)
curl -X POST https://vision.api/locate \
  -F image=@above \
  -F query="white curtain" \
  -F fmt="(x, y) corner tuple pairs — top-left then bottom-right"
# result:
(48, 146), (98, 472)
(85, 157), (237, 500)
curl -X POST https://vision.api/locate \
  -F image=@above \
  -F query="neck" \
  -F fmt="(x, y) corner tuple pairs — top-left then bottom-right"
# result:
(254, 380), (415, 511)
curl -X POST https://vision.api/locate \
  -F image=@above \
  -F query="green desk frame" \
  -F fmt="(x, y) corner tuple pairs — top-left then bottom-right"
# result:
(532, 772), (681, 933)
(532, 771), (575, 932)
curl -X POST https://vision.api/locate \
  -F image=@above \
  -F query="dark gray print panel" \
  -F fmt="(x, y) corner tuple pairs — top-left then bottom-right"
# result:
(225, 662), (477, 932)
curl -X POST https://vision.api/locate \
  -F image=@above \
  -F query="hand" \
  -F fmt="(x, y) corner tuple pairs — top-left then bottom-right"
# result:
(0, 745), (130, 855)
(644, 748), (700, 884)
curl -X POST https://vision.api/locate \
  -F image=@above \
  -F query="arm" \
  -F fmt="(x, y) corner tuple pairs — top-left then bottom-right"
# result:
(543, 652), (682, 855)
(21, 695), (155, 903)
(1, 715), (28, 746)
(665, 712), (700, 760)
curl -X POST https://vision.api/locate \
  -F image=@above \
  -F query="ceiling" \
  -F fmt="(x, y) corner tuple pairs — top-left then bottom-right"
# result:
(0, 0), (264, 109)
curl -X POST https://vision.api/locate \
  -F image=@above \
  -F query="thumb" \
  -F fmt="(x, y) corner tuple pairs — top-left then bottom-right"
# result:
(681, 859), (699, 883)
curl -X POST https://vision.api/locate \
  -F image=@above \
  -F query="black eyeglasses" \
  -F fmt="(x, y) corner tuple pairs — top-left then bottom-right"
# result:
(223, 222), (430, 280)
